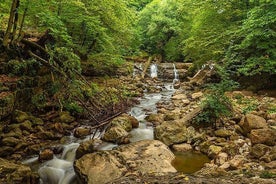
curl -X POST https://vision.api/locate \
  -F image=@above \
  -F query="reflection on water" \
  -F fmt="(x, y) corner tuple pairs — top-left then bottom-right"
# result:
(171, 151), (210, 173)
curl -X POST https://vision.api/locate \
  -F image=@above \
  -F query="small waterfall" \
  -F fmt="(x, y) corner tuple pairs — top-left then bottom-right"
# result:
(150, 64), (158, 78)
(38, 142), (80, 184)
(172, 64), (179, 88)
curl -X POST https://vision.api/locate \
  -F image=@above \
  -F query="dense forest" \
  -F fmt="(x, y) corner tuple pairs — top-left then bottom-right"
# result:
(0, 0), (276, 184)
(1, 0), (275, 75)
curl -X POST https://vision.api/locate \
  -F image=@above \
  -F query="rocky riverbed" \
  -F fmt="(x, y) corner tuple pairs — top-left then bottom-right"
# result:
(0, 63), (276, 183)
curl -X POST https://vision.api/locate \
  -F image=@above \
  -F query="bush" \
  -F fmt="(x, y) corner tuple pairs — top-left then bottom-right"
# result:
(194, 79), (238, 127)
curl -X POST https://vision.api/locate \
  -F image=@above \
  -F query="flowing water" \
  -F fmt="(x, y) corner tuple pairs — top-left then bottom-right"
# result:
(23, 63), (209, 183)
(150, 64), (158, 78)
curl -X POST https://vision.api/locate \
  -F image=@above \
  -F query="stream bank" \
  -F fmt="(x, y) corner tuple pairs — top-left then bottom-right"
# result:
(0, 62), (276, 184)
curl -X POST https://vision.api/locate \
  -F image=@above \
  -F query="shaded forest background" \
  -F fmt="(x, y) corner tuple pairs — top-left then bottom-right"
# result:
(0, 0), (275, 115)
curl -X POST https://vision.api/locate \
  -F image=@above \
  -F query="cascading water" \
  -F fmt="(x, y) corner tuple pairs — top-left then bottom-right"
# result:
(172, 63), (180, 90)
(150, 64), (158, 78)
(23, 82), (175, 184)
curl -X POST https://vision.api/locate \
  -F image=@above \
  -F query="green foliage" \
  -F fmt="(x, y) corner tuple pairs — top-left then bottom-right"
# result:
(5, 59), (40, 76)
(194, 77), (238, 126)
(260, 171), (276, 179)
(225, 1), (276, 76)
(137, 0), (190, 61)
(64, 101), (83, 115)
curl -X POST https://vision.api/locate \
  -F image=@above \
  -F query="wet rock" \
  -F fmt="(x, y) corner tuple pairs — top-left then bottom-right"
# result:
(74, 127), (91, 138)
(214, 129), (233, 138)
(74, 140), (176, 184)
(250, 128), (276, 146)
(39, 148), (54, 162)
(172, 143), (192, 152)
(76, 139), (102, 159)
(239, 114), (267, 135)
(250, 144), (271, 159)
(103, 126), (129, 144)
(0, 158), (39, 184)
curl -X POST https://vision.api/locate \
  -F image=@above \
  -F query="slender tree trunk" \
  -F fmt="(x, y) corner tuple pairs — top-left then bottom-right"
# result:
(3, 0), (19, 47)
(17, 1), (28, 41)
(11, 0), (20, 44)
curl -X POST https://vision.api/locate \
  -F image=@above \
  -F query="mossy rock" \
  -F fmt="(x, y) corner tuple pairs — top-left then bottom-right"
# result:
(59, 111), (75, 123)
(14, 110), (29, 123)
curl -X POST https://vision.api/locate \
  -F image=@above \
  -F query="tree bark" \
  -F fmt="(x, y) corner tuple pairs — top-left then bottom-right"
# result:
(3, 0), (19, 47)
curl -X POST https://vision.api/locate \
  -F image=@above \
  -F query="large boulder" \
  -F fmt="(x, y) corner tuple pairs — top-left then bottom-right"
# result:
(0, 158), (39, 184)
(154, 121), (196, 146)
(74, 140), (176, 184)
(250, 128), (276, 146)
(239, 114), (268, 135)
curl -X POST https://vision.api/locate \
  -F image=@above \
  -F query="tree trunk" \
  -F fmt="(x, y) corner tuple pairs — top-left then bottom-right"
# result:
(3, 0), (19, 47)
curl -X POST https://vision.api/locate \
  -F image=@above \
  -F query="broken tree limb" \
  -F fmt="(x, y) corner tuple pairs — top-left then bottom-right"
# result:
(28, 51), (66, 77)
(141, 56), (152, 79)
(22, 38), (48, 54)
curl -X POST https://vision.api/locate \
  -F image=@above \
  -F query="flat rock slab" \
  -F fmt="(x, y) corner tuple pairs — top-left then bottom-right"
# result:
(74, 140), (176, 184)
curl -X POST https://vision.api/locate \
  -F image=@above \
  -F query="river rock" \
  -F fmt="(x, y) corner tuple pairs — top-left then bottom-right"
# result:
(20, 120), (33, 132)
(208, 145), (222, 158)
(171, 94), (187, 100)
(74, 140), (176, 184)
(229, 155), (245, 169)
(13, 110), (29, 123)
(215, 152), (228, 166)
(59, 111), (75, 123)
(0, 146), (14, 157)
(39, 148), (54, 162)
(164, 112), (180, 121)
(239, 114), (267, 135)
(250, 144), (271, 159)
(110, 113), (137, 131)
(191, 91), (203, 99)
(74, 127), (91, 138)
(76, 139), (102, 159)
(214, 129), (233, 138)
(172, 143), (192, 152)
(250, 128), (276, 146)
(2, 136), (20, 146)
(102, 126), (129, 144)
(154, 121), (196, 146)
(0, 158), (39, 184)
(145, 114), (164, 125)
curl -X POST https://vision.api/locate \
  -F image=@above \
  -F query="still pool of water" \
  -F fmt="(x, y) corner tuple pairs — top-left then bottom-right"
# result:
(171, 151), (210, 173)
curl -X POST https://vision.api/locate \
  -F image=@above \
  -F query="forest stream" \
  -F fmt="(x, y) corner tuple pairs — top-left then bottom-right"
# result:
(22, 64), (209, 184)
